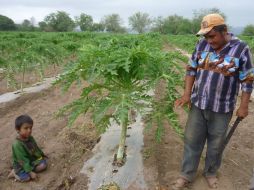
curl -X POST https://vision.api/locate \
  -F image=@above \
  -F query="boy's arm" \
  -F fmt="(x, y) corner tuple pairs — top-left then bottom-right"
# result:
(30, 136), (47, 158)
(12, 142), (34, 173)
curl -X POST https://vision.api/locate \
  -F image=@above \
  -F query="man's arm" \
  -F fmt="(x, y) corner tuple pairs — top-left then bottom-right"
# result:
(237, 46), (253, 118)
(236, 91), (251, 118)
(175, 39), (201, 108)
(175, 75), (195, 107)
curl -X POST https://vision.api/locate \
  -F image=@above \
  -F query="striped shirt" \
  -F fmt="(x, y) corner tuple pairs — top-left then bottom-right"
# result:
(187, 34), (253, 113)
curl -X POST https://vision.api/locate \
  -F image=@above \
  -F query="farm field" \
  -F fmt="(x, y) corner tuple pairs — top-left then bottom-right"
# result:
(0, 32), (253, 190)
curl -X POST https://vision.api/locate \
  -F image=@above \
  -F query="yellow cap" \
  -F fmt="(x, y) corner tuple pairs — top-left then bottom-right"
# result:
(196, 13), (225, 36)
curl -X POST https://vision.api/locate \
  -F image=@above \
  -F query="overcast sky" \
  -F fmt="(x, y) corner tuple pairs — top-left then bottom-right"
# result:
(0, 0), (253, 27)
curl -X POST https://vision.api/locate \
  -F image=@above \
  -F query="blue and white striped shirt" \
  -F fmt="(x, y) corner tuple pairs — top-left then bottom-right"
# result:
(187, 35), (253, 113)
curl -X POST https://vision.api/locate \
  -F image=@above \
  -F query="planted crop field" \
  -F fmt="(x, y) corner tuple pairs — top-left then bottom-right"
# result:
(0, 32), (253, 190)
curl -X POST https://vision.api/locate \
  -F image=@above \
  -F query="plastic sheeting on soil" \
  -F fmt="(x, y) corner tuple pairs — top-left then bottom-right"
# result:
(0, 77), (56, 104)
(81, 113), (147, 190)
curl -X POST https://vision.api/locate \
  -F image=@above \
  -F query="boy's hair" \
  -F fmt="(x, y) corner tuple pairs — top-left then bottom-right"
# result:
(15, 115), (33, 130)
(213, 24), (227, 33)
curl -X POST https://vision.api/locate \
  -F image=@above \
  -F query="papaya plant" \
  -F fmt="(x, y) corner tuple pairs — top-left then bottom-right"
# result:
(0, 41), (18, 90)
(56, 34), (186, 164)
(0, 32), (75, 92)
(13, 46), (41, 92)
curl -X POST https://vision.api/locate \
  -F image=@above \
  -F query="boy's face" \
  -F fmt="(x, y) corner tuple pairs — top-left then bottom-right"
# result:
(17, 123), (33, 139)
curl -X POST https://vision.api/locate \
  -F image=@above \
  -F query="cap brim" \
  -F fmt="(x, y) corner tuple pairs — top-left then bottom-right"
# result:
(196, 27), (213, 36)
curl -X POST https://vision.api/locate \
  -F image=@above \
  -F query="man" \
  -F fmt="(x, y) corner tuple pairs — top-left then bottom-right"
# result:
(173, 13), (254, 189)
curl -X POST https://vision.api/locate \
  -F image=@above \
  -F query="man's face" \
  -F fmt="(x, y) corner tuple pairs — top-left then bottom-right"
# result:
(204, 29), (227, 51)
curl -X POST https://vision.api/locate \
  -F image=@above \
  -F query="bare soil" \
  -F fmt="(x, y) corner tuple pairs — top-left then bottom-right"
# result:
(143, 90), (254, 190)
(0, 84), (100, 190)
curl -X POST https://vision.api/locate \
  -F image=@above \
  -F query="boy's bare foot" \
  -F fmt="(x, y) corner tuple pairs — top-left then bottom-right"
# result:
(172, 177), (190, 190)
(7, 169), (15, 179)
(205, 176), (218, 189)
(7, 169), (21, 181)
(29, 171), (37, 180)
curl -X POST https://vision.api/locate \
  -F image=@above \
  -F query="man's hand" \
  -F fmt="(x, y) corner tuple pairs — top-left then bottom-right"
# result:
(175, 94), (191, 108)
(236, 106), (248, 118)
(175, 75), (195, 108)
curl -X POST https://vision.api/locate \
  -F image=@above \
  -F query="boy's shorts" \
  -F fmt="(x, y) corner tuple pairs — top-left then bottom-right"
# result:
(16, 159), (47, 181)
(16, 170), (30, 181)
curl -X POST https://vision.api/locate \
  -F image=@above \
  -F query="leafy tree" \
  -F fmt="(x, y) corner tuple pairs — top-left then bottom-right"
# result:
(18, 19), (34, 31)
(23, 19), (31, 28)
(128, 12), (152, 33)
(101, 14), (126, 33)
(177, 18), (193, 34)
(162, 15), (192, 34)
(44, 11), (75, 32)
(39, 21), (47, 31)
(75, 13), (93, 31)
(152, 15), (192, 34)
(191, 8), (226, 34)
(92, 23), (105, 32)
(242, 25), (254, 36)
(151, 16), (165, 33)
(0, 15), (16, 31)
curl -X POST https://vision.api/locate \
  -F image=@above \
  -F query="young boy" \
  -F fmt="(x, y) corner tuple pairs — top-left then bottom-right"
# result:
(8, 115), (47, 182)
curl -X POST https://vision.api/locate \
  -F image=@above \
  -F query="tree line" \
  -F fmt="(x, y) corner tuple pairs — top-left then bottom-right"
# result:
(0, 8), (254, 35)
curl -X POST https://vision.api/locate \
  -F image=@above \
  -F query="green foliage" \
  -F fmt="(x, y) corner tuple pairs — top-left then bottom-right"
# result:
(152, 8), (226, 35)
(151, 16), (165, 34)
(4, 62), (18, 89)
(101, 14), (126, 33)
(0, 32), (188, 142)
(44, 11), (75, 32)
(153, 15), (193, 35)
(16, 19), (35, 31)
(92, 23), (105, 32)
(128, 12), (152, 33)
(0, 15), (16, 31)
(0, 32), (93, 91)
(239, 35), (254, 60)
(145, 51), (186, 141)
(56, 34), (185, 143)
(97, 182), (120, 190)
(241, 25), (254, 36)
(75, 13), (93, 31)
(38, 21), (51, 32)
(168, 34), (199, 53)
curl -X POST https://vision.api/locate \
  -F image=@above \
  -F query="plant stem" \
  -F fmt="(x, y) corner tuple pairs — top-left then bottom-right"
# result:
(116, 117), (128, 163)
(21, 65), (25, 92)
